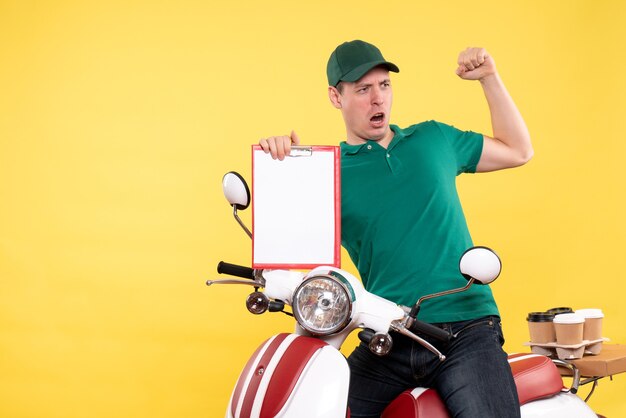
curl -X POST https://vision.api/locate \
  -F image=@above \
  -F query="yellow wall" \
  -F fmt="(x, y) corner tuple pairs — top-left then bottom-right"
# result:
(1, 0), (625, 416)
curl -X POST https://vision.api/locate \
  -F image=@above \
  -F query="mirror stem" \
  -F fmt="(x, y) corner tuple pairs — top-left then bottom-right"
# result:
(408, 278), (475, 319)
(233, 206), (253, 239)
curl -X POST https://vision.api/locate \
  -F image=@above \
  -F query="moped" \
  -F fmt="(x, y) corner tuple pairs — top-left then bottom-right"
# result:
(208, 171), (602, 418)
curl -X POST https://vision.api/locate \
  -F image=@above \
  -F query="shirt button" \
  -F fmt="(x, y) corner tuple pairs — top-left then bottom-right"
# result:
(386, 153), (390, 158)
(367, 145), (372, 150)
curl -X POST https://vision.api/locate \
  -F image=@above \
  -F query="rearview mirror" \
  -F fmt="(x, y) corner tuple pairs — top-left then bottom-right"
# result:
(222, 172), (250, 210)
(459, 246), (501, 285)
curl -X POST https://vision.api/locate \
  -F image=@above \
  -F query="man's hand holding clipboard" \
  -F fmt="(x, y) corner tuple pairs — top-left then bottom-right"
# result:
(259, 130), (300, 161)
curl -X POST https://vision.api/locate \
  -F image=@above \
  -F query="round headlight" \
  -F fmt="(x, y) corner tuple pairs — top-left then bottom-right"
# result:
(292, 275), (352, 336)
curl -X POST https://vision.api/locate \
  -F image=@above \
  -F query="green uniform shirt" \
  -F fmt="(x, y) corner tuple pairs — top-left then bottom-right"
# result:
(340, 121), (499, 323)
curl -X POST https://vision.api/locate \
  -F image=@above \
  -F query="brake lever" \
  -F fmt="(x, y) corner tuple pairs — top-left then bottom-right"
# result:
(390, 322), (446, 362)
(206, 279), (265, 287)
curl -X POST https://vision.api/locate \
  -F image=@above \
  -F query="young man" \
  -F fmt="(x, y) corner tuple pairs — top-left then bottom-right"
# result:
(259, 40), (532, 417)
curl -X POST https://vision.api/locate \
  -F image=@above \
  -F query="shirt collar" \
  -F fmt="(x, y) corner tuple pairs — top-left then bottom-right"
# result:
(340, 141), (367, 155)
(340, 125), (405, 155)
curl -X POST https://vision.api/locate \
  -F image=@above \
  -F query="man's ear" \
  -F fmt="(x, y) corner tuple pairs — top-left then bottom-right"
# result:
(328, 86), (342, 109)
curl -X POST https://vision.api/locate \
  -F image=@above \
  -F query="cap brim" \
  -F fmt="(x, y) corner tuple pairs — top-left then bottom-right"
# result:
(340, 60), (400, 83)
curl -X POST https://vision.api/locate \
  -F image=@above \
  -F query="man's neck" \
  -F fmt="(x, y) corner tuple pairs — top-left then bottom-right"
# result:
(346, 126), (394, 149)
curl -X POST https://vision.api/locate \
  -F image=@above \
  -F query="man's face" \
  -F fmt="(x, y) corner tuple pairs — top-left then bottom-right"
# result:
(329, 67), (393, 145)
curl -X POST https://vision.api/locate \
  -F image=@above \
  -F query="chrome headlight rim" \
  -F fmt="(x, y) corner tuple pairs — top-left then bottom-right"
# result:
(292, 274), (353, 336)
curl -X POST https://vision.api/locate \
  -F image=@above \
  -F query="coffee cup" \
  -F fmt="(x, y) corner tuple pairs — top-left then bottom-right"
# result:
(527, 312), (555, 343)
(575, 308), (604, 341)
(553, 313), (585, 345)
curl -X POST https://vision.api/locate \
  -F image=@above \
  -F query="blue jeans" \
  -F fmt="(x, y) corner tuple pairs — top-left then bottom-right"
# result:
(347, 316), (520, 418)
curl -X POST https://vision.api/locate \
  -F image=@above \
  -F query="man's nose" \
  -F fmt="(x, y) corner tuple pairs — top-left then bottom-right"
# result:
(371, 87), (383, 105)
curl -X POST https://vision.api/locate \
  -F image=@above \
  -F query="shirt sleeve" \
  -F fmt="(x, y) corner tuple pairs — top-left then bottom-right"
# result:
(434, 121), (484, 174)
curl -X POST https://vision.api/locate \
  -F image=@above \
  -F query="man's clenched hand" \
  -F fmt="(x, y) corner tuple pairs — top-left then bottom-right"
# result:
(455, 47), (497, 81)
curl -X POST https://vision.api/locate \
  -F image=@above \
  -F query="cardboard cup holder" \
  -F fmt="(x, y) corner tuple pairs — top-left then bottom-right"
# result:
(524, 338), (609, 360)
(526, 308), (606, 359)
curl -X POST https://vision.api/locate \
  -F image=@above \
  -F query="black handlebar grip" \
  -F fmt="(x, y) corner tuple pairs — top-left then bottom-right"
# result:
(217, 261), (255, 280)
(409, 320), (452, 342)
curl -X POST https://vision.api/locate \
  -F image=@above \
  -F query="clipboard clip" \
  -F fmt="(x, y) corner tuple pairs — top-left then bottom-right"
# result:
(289, 146), (313, 157)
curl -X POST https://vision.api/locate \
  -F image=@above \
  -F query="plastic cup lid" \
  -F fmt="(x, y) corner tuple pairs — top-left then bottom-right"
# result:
(575, 308), (604, 319)
(547, 307), (573, 315)
(553, 313), (585, 324)
(526, 312), (554, 322)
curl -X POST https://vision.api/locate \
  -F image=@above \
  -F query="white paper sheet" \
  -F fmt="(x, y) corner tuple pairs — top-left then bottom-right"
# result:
(252, 146), (340, 268)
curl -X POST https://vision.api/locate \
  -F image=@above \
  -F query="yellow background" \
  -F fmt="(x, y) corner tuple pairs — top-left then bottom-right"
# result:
(1, 0), (625, 416)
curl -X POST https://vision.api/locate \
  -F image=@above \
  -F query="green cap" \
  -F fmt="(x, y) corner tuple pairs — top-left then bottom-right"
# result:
(327, 40), (399, 87)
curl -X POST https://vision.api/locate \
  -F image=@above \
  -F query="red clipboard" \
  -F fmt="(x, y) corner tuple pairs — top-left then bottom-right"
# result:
(251, 145), (341, 269)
